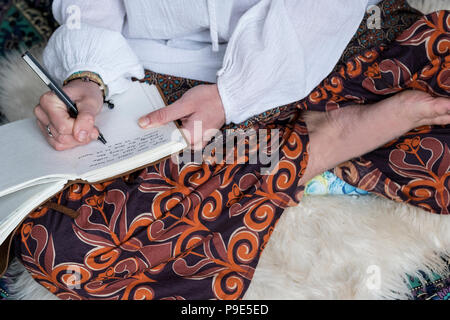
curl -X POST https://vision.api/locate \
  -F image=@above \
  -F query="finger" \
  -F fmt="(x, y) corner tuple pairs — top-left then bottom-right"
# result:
(72, 110), (98, 143)
(40, 87), (85, 112)
(37, 119), (92, 148)
(39, 91), (63, 112)
(39, 103), (96, 145)
(49, 122), (90, 146)
(34, 104), (50, 127)
(39, 92), (75, 136)
(46, 106), (75, 136)
(35, 106), (76, 145)
(431, 114), (450, 126)
(35, 112), (62, 142)
(39, 91), (72, 115)
(139, 101), (193, 129)
(73, 96), (103, 142)
(39, 89), (88, 136)
(44, 121), (61, 141)
(432, 97), (450, 117)
(36, 120), (80, 151)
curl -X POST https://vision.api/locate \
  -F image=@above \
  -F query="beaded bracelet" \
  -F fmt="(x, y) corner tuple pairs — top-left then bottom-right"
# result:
(63, 71), (114, 109)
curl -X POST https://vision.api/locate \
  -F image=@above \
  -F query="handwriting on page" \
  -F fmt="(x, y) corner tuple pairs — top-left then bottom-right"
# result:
(78, 131), (168, 169)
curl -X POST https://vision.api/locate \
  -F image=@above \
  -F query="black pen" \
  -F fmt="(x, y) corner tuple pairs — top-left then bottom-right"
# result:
(22, 51), (107, 145)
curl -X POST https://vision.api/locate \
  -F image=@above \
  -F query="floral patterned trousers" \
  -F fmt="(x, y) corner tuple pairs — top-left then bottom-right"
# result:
(12, 8), (449, 299)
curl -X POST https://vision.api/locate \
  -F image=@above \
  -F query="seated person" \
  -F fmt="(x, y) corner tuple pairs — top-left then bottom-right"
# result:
(12, 0), (450, 300)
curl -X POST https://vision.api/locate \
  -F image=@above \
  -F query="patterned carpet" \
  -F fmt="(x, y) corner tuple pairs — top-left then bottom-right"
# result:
(0, 1), (55, 298)
(0, 0), (448, 300)
(0, 0), (56, 53)
(0, 0), (57, 123)
(408, 268), (450, 300)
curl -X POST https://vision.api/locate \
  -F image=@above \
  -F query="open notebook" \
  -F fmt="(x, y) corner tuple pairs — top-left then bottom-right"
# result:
(0, 81), (187, 245)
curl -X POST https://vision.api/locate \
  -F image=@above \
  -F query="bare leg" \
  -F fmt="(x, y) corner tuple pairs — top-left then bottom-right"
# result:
(299, 90), (450, 185)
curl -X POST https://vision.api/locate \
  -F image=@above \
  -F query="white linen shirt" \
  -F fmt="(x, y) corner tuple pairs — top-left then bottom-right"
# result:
(44, 0), (381, 124)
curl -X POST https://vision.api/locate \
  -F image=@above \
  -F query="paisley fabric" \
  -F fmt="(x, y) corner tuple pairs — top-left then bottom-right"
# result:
(11, 10), (450, 300)
(324, 12), (450, 214)
(15, 106), (310, 300)
(337, 0), (422, 67)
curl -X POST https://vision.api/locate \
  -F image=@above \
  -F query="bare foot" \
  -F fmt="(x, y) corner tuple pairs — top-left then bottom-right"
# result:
(394, 90), (450, 127)
(299, 90), (450, 185)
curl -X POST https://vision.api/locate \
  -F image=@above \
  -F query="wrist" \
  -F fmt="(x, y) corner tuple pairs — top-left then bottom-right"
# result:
(64, 79), (104, 107)
(64, 71), (109, 100)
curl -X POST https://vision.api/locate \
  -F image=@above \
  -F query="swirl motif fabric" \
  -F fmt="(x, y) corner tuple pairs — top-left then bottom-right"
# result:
(12, 10), (450, 300)
(321, 12), (450, 214)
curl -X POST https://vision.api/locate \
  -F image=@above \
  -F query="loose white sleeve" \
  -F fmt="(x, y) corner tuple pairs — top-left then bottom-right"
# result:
(217, 0), (372, 124)
(43, 0), (145, 98)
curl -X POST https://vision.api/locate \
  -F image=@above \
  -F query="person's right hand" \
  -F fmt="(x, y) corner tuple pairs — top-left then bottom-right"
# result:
(34, 79), (104, 151)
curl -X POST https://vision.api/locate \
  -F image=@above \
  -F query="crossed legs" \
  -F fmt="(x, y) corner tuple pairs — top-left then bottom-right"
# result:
(299, 90), (450, 186)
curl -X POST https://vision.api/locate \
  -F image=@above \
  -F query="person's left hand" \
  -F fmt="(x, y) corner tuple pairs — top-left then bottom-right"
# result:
(138, 84), (226, 149)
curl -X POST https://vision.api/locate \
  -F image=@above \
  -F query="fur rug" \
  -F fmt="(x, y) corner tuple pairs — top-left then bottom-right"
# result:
(1, 0), (449, 300)
(3, 195), (450, 300)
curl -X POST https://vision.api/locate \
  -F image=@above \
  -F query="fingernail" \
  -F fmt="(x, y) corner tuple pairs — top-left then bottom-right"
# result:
(78, 130), (88, 142)
(138, 117), (150, 128)
(90, 132), (98, 140)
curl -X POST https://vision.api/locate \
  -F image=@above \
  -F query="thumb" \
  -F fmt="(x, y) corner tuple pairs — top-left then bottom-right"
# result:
(73, 102), (99, 143)
(138, 101), (192, 129)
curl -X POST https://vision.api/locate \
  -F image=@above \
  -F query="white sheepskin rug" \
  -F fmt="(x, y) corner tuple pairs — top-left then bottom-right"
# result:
(247, 195), (450, 300)
(1, 0), (449, 300)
